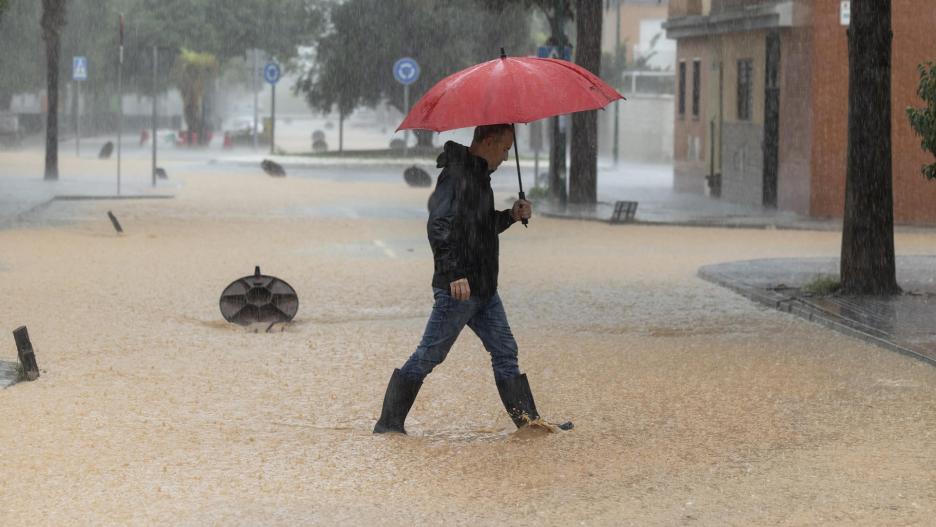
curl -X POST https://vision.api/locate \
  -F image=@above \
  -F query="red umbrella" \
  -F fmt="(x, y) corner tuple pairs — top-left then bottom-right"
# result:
(398, 49), (624, 226)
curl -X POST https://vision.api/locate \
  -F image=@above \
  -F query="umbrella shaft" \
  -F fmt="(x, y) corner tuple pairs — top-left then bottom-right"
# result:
(512, 124), (523, 194)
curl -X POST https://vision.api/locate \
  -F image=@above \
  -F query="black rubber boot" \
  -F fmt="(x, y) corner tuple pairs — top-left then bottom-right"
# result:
(373, 369), (422, 434)
(496, 374), (573, 430)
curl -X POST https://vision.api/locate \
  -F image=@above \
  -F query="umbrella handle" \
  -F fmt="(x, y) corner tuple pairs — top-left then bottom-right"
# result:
(518, 191), (528, 227)
(512, 124), (528, 228)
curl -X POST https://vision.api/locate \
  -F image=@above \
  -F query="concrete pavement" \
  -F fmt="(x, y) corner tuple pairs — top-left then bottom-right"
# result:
(699, 256), (936, 366)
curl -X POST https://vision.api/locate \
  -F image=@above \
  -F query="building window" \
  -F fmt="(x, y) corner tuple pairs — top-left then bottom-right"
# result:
(692, 59), (701, 119)
(737, 59), (753, 121)
(678, 60), (686, 117)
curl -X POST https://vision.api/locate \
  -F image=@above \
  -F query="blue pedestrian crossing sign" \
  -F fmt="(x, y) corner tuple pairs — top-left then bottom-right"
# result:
(536, 46), (573, 61)
(393, 57), (420, 86)
(264, 62), (281, 85)
(73, 56), (88, 81)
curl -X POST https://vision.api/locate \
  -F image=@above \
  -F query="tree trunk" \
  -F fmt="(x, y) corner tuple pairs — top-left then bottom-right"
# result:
(569, 0), (602, 205)
(41, 0), (65, 181)
(413, 129), (434, 148)
(839, 0), (900, 295)
(182, 94), (202, 146)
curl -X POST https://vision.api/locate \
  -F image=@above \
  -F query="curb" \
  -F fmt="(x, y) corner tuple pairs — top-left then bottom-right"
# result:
(697, 265), (936, 367)
(3, 194), (175, 229)
(53, 195), (174, 201)
(539, 210), (839, 231)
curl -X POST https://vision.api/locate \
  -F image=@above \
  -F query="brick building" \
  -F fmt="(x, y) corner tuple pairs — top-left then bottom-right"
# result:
(664, 0), (936, 224)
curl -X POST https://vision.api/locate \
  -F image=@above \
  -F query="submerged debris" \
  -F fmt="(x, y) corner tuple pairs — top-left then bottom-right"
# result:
(261, 159), (286, 177)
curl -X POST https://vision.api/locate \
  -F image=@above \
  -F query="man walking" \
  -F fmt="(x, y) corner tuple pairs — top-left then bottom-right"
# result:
(374, 124), (572, 434)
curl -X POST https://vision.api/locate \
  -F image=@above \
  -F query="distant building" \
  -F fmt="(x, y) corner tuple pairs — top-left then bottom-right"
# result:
(664, 0), (936, 224)
(601, 0), (676, 162)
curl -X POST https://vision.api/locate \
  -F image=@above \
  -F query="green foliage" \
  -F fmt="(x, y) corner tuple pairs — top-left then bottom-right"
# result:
(0, 0), (43, 109)
(907, 61), (936, 180)
(803, 275), (841, 296)
(124, 0), (323, 94)
(481, 0), (574, 45)
(0, 0), (323, 114)
(40, 0), (67, 44)
(127, 0), (322, 63)
(296, 0), (532, 121)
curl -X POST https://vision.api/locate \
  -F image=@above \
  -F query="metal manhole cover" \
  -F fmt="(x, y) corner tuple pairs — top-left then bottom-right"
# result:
(220, 266), (298, 326)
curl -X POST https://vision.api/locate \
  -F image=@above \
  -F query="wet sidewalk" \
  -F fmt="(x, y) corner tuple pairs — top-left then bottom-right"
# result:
(0, 153), (176, 229)
(699, 255), (936, 366)
(538, 192), (841, 231)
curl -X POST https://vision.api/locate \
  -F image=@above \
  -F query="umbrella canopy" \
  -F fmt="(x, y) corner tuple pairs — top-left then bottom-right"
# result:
(397, 52), (624, 132)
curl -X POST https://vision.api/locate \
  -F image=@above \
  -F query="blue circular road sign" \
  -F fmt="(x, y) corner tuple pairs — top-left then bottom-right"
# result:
(393, 57), (420, 86)
(264, 62), (281, 85)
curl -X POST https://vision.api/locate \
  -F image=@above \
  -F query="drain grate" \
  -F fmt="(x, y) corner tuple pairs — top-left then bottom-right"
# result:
(220, 266), (299, 326)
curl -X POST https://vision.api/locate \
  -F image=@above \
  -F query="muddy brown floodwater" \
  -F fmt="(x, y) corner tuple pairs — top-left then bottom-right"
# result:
(1, 154), (935, 525)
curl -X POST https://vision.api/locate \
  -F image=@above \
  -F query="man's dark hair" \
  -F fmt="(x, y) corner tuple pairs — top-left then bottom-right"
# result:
(472, 123), (513, 144)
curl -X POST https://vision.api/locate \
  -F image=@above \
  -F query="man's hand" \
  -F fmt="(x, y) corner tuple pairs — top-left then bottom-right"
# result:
(450, 278), (471, 300)
(511, 199), (532, 222)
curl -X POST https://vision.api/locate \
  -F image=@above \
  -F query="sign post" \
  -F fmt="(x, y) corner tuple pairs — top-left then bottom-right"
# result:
(393, 57), (420, 156)
(537, 46), (573, 205)
(72, 56), (87, 157)
(264, 62), (281, 155)
(152, 46), (158, 187)
(251, 50), (259, 150)
(117, 14), (124, 196)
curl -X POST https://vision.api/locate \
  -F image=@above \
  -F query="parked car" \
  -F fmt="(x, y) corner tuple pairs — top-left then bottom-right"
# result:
(225, 116), (266, 146)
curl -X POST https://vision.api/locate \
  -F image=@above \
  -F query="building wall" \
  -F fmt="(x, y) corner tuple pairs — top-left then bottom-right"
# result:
(668, 0), (703, 17)
(603, 2), (671, 65)
(890, 0), (936, 224)
(809, 0), (936, 224)
(808, 0), (849, 219)
(598, 94), (674, 161)
(715, 30), (768, 205)
(776, 1), (813, 214)
(722, 122), (764, 204)
(673, 37), (709, 193)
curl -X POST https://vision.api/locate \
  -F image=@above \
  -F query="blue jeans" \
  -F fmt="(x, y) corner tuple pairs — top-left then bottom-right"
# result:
(400, 288), (521, 382)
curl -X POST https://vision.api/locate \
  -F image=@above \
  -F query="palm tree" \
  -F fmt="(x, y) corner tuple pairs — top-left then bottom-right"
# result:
(172, 49), (219, 146)
(41, 0), (67, 181)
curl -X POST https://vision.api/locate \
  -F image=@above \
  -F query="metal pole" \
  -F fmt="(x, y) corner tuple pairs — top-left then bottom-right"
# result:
(117, 14), (124, 196)
(117, 56), (123, 195)
(269, 82), (275, 155)
(252, 50), (258, 150)
(612, 0), (621, 166)
(152, 45), (158, 187)
(403, 84), (409, 157)
(74, 81), (80, 157)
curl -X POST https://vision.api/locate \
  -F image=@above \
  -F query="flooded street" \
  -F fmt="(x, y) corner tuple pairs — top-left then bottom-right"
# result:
(1, 153), (935, 525)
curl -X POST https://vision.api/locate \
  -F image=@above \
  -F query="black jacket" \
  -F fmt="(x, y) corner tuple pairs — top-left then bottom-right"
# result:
(428, 141), (516, 299)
